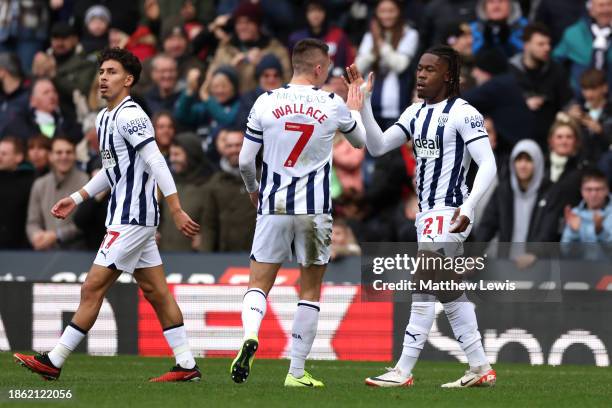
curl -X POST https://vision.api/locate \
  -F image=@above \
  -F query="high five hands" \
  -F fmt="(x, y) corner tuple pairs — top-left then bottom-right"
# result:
(343, 64), (374, 111)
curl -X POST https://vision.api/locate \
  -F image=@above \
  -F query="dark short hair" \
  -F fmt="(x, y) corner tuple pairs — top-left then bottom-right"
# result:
(51, 135), (76, 149)
(98, 47), (142, 86)
(582, 168), (608, 186)
(27, 134), (52, 151)
(522, 22), (551, 42)
(580, 68), (607, 89)
(292, 38), (329, 74)
(0, 136), (25, 156)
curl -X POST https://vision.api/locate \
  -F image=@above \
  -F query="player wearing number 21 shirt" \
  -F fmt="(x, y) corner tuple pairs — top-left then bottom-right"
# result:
(345, 46), (498, 389)
(234, 38), (366, 387)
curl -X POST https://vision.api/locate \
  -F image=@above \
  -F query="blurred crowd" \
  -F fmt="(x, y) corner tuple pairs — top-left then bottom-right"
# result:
(1, 0), (612, 259)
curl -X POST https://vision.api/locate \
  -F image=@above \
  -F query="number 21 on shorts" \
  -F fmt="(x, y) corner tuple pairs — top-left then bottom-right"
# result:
(423, 216), (444, 236)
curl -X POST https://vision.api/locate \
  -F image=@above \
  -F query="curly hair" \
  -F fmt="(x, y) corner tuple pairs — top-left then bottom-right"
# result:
(98, 47), (142, 86)
(425, 45), (462, 98)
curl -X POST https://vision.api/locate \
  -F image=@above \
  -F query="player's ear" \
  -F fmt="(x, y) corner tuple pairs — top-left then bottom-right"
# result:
(125, 74), (134, 87)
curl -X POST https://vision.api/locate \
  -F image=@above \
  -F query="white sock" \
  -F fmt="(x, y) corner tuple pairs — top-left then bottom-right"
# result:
(48, 323), (87, 368)
(163, 323), (196, 369)
(443, 293), (490, 371)
(289, 300), (320, 378)
(242, 288), (267, 339)
(395, 294), (436, 376)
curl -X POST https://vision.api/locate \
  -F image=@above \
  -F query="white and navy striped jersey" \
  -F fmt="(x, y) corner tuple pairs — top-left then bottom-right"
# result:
(96, 96), (160, 227)
(246, 84), (357, 215)
(395, 97), (489, 212)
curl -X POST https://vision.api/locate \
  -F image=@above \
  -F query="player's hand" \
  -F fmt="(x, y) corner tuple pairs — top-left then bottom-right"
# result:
(346, 80), (364, 111)
(51, 197), (77, 219)
(248, 191), (259, 209)
(344, 64), (374, 95)
(449, 207), (470, 233)
(172, 209), (200, 238)
(564, 205), (580, 231)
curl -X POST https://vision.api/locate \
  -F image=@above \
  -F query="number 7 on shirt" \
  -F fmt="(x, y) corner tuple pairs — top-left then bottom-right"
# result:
(284, 122), (314, 167)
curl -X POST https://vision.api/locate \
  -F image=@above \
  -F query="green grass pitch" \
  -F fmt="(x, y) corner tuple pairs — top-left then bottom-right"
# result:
(1, 352), (611, 407)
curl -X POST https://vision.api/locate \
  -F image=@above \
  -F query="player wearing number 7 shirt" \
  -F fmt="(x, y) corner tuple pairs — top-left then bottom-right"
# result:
(233, 38), (366, 387)
(346, 45), (498, 388)
(14, 48), (202, 383)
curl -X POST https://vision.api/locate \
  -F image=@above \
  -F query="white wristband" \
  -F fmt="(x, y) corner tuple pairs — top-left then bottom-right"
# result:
(70, 191), (84, 205)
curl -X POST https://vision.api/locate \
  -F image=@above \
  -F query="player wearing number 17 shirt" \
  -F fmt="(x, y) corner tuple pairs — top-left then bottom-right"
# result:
(233, 38), (366, 387)
(14, 48), (202, 383)
(346, 46), (498, 389)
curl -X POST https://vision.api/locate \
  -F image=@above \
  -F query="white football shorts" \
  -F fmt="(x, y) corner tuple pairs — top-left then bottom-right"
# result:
(250, 214), (333, 266)
(93, 224), (162, 273)
(416, 207), (472, 257)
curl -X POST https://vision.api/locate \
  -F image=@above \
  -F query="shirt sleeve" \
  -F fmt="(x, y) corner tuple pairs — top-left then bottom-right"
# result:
(245, 94), (265, 144)
(336, 98), (358, 134)
(455, 103), (489, 146)
(116, 106), (156, 151)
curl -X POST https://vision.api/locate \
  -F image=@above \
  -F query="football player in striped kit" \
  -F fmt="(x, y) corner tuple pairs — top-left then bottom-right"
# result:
(14, 48), (201, 383)
(233, 38), (366, 387)
(346, 45), (498, 388)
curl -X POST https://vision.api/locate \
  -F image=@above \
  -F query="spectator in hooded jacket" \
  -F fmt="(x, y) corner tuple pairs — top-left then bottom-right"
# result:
(419, 0), (477, 50)
(476, 139), (551, 242)
(470, 0), (528, 58)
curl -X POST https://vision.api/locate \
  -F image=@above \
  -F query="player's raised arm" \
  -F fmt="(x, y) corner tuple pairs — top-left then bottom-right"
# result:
(346, 64), (409, 157)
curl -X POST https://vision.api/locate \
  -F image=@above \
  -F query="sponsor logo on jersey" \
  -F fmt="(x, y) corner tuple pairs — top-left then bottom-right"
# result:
(122, 117), (148, 135)
(464, 114), (484, 129)
(413, 137), (441, 158)
(101, 149), (116, 169)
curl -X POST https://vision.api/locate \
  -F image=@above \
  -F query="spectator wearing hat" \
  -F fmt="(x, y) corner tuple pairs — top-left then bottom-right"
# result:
(159, 132), (215, 251)
(288, 0), (355, 74)
(234, 54), (284, 128)
(175, 65), (241, 164)
(0, 136), (35, 248)
(207, 0), (291, 93)
(5, 78), (82, 143)
(0, 52), (29, 137)
(81, 5), (111, 57)
(463, 47), (534, 157)
(509, 23), (573, 151)
(470, 0), (528, 58)
(144, 54), (180, 116)
(554, 0), (612, 98)
(0, 0), (49, 74)
(73, 0), (140, 38)
(41, 22), (97, 118)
